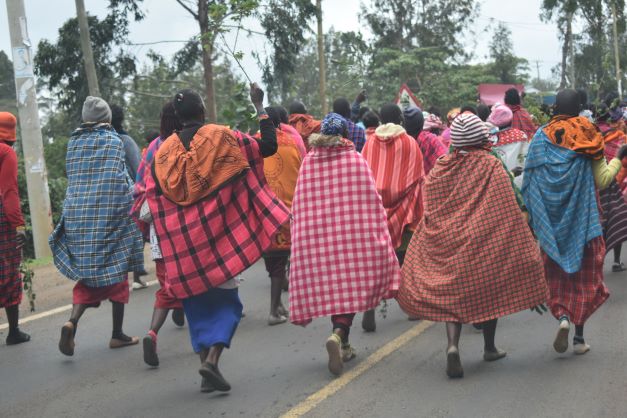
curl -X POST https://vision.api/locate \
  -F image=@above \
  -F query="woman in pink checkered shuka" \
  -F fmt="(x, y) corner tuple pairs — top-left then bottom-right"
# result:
(288, 112), (401, 377)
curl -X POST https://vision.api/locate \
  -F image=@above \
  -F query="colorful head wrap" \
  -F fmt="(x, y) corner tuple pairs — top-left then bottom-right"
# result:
(450, 113), (489, 148)
(321, 112), (347, 136)
(447, 108), (461, 124)
(423, 114), (445, 132)
(487, 103), (513, 128)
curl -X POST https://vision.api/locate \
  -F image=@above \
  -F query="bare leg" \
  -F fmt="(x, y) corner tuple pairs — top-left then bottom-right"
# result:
(112, 301), (125, 335)
(58, 304), (88, 355)
(199, 344), (231, 391)
(207, 344), (224, 366)
(481, 319), (498, 352)
(149, 308), (169, 334)
(110, 302), (137, 347)
(270, 276), (285, 318)
(446, 322), (462, 351)
(614, 245), (622, 264)
(445, 322), (463, 378)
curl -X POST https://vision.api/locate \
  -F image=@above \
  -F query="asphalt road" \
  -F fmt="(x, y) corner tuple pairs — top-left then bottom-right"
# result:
(0, 257), (626, 418)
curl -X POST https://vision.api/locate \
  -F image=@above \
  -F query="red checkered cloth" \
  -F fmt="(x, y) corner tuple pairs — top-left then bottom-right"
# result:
(146, 132), (290, 299)
(72, 278), (129, 305)
(154, 260), (182, 309)
(288, 139), (401, 326)
(397, 149), (548, 323)
(0, 199), (22, 308)
(496, 128), (528, 146)
(362, 127), (424, 248)
(543, 236), (609, 325)
(508, 105), (537, 140)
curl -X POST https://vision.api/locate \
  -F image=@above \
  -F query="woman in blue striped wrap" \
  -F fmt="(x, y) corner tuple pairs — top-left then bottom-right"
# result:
(50, 96), (143, 356)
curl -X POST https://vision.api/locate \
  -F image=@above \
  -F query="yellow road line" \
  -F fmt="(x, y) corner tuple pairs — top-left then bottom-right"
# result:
(0, 280), (158, 331)
(280, 320), (434, 418)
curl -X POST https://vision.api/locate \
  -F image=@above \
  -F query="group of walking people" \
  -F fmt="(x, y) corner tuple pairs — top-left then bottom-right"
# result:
(1, 81), (627, 392)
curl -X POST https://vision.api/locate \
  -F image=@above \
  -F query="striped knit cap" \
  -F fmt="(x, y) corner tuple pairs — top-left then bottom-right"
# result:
(450, 112), (489, 148)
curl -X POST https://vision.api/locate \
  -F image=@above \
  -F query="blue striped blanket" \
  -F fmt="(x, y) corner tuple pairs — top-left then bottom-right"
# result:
(522, 129), (602, 273)
(49, 124), (143, 287)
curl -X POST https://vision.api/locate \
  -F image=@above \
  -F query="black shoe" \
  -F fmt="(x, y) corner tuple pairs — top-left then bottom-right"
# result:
(362, 309), (376, 332)
(198, 363), (231, 392)
(201, 377), (215, 393)
(6, 329), (30, 345)
(171, 309), (185, 327)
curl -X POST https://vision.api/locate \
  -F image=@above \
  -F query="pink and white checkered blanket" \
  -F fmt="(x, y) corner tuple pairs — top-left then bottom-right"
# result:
(288, 139), (400, 326)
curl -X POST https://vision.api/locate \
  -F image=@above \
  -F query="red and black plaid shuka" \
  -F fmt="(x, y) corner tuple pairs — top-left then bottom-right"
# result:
(145, 133), (290, 300)
(0, 199), (22, 308)
(543, 236), (609, 325)
(397, 149), (548, 323)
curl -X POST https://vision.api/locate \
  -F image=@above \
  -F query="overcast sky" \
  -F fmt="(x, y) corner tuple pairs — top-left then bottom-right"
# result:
(1, 0), (568, 89)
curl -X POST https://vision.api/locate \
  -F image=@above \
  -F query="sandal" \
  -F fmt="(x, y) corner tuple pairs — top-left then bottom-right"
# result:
(446, 347), (464, 378)
(171, 309), (185, 327)
(110, 333), (139, 349)
(198, 363), (231, 392)
(268, 314), (287, 326)
(59, 322), (75, 356)
(341, 344), (357, 362)
(142, 331), (159, 367)
(326, 333), (343, 376)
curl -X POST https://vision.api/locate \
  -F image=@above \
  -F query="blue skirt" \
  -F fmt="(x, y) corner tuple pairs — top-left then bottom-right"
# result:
(182, 288), (243, 353)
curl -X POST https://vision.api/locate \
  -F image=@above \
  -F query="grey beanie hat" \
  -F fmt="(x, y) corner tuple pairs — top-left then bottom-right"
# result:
(82, 96), (112, 123)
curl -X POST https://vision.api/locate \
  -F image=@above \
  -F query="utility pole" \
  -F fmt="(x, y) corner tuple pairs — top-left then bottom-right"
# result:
(567, 12), (576, 89)
(6, 0), (53, 258)
(611, 1), (623, 99)
(535, 60), (541, 82)
(75, 0), (100, 96)
(316, 0), (327, 115)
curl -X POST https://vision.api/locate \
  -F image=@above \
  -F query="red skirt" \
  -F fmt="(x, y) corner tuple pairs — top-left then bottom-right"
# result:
(543, 237), (609, 325)
(154, 260), (182, 309)
(0, 211), (22, 308)
(73, 278), (129, 306)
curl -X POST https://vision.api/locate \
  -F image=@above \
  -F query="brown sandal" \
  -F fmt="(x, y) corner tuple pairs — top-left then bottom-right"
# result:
(59, 322), (75, 356)
(109, 335), (139, 349)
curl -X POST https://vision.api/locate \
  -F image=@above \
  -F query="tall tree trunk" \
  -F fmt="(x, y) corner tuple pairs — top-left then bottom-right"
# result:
(197, 0), (217, 122)
(316, 0), (327, 115)
(559, 13), (572, 89)
(611, 1), (623, 99)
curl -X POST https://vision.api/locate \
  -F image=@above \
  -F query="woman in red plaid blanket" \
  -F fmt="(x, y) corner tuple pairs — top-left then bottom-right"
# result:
(0, 112), (30, 345)
(289, 112), (401, 376)
(145, 85), (289, 393)
(398, 112), (548, 379)
(523, 90), (627, 356)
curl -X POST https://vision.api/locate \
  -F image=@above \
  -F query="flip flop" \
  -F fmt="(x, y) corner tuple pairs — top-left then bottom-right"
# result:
(110, 335), (139, 349)
(142, 333), (159, 367)
(446, 347), (464, 378)
(58, 322), (75, 356)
